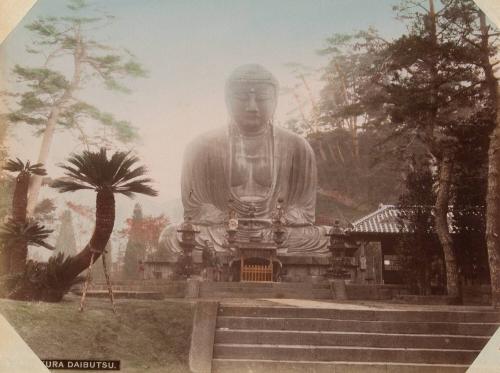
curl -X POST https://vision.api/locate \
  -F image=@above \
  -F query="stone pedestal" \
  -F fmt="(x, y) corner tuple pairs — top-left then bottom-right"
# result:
(189, 301), (218, 373)
(331, 279), (347, 300)
(186, 279), (200, 299)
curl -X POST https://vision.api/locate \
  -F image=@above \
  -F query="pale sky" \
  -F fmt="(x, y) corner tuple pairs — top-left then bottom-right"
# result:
(0, 0), (406, 235)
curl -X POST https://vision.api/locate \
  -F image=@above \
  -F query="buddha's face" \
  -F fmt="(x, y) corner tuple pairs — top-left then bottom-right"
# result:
(226, 81), (277, 134)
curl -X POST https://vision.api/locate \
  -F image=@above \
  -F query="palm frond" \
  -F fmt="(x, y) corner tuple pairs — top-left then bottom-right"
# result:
(5, 253), (85, 302)
(108, 150), (133, 181)
(58, 164), (96, 186)
(111, 152), (138, 182)
(45, 252), (85, 286)
(0, 219), (54, 250)
(3, 158), (25, 172)
(65, 153), (99, 183)
(27, 162), (47, 176)
(52, 147), (158, 198)
(117, 165), (148, 184)
(115, 178), (158, 197)
(3, 158), (47, 176)
(51, 178), (94, 193)
(32, 240), (56, 251)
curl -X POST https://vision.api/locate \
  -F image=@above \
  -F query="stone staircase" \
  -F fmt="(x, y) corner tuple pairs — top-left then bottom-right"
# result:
(211, 305), (500, 372)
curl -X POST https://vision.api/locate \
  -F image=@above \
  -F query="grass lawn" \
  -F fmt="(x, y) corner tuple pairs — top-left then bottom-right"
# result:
(0, 295), (195, 373)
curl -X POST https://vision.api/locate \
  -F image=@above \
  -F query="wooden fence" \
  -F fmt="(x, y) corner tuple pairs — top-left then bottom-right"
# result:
(241, 264), (273, 282)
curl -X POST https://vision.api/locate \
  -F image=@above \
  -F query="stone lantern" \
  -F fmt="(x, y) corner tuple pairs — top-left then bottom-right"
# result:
(177, 216), (198, 278)
(226, 199), (239, 247)
(272, 197), (286, 247)
(326, 220), (350, 279)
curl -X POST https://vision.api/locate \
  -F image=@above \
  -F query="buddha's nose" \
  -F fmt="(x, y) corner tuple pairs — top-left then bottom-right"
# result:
(246, 93), (259, 112)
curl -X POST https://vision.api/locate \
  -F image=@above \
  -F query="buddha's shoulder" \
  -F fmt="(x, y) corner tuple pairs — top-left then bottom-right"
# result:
(274, 126), (313, 151)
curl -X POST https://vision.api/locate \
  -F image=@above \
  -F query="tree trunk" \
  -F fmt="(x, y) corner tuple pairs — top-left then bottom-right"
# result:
(434, 150), (460, 300)
(12, 172), (29, 223)
(478, 10), (500, 308)
(64, 189), (115, 280)
(426, 0), (460, 300)
(333, 61), (360, 163)
(9, 172), (30, 273)
(351, 117), (359, 162)
(486, 84), (500, 307)
(9, 243), (28, 274)
(26, 107), (60, 215)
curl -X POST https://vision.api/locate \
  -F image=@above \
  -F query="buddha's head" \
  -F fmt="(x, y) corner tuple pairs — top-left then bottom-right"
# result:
(225, 64), (279, 134)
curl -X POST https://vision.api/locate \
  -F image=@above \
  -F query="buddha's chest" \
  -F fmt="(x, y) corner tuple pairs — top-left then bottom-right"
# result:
(230, 136), (273, 200)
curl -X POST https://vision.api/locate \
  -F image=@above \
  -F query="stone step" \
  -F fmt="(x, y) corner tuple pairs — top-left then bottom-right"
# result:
(213, 343), (479, 365)
(201, 282), (314, 290)
(201, 283), (314, 289)
(202, 289), (276, 294)
(203, 291), (314, 296)
(311, 289), (332, 299)
(199, 282), (336, 299)
(218, 306), (500, 323)
(203, 292), (277, 299)
(216, 316), (498, 336)
(214, 329), (489, 350)
(212, 359), (469, 373)
(200, 288), (316, 299)
(201, 288), (312, 294)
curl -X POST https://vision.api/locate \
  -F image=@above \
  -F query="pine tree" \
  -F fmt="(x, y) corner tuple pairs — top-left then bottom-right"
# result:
(7, 0), (147, 214)
(54, 210), (77, 257)
(397, 164), (443, 295)
(440, 0), (500, 307)
(327, 0), (486, 300)
(317, 28), (385, 161)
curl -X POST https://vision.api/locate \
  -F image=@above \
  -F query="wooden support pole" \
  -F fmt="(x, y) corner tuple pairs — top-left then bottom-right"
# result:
(79, 251), (95, 312)
(79, 248), (116, 313)
(102, 252), (116, 314)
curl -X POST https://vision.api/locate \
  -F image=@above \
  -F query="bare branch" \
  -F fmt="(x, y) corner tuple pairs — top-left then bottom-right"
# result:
(82, 58), (108, 80)
(43, 47), (65, 67)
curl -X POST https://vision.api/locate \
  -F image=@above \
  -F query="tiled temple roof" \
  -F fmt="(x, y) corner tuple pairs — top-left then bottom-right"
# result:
(350, 204), (405, 234)
(349, 204), (483, 235)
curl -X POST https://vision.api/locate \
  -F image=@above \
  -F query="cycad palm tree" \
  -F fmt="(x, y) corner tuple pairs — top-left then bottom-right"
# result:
(2, 159), (47, 273)
(0, 219), (55, 272)
(3, 159), (47, 223)
(4, 253), (85, 302)
(0, 219), (55, 249)
(52, 148), (157, 279)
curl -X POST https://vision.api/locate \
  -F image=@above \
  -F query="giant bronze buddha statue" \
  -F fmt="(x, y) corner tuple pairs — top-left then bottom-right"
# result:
(159, 64), (330, 268)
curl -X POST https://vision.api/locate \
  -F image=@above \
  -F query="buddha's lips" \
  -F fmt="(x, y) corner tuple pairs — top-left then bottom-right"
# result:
(243, 114), (261, 121)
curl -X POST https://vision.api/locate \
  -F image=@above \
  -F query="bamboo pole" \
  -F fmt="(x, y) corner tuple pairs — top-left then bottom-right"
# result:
(101, 252), (116, 314)
(79, 251), (95, 312)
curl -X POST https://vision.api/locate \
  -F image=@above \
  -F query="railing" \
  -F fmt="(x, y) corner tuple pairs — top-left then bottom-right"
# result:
(241, 264), (273, 282)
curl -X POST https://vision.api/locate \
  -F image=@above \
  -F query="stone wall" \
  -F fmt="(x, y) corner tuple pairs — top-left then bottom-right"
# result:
(281, 264), (330, 283)
(144, 263), (176, 280)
